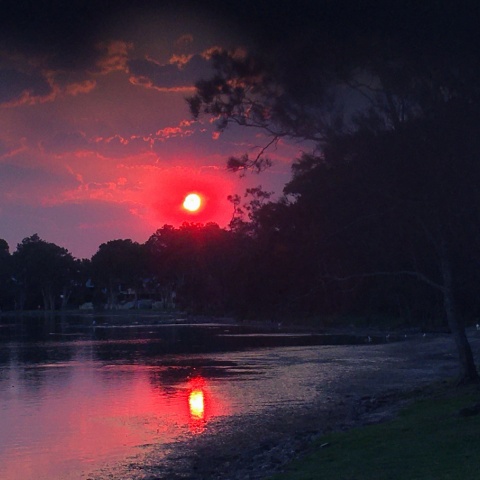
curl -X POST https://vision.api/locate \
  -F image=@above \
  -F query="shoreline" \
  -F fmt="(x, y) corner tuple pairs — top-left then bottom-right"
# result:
(0, 309), (447, 335)
(93, 332), (480, 480)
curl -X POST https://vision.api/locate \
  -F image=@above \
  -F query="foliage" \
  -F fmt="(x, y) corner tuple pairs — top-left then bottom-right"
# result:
(0, 238), (14, 310)
(90, 239), (148, 308)
(12, 234), (76, 310)
(146, 222), (240, 314)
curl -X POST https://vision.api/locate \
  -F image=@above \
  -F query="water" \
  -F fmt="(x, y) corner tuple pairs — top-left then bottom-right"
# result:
(0, 314), (399, 480)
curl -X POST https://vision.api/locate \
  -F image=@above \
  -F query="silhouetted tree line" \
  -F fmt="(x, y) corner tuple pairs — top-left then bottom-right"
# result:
(1, 181), (479, 324)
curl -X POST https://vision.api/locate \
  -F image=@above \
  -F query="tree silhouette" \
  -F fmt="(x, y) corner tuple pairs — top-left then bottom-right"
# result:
(13, 234), (76, 311)
(188, 2), (480, 383)
(90, 239), (148, 308)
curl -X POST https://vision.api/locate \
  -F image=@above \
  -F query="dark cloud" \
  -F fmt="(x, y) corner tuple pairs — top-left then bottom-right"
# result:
(41, 132), (88, 154)
(0, 162), (80, 191)
(0, 68), (52, 104)
(95, 135), (153, 159)
(0, 0), (320, 73)
(1, 0), (476, 74)
(0, 1), (119, 71)
(128, 54), (214, 90)
(42, 131), (152, 158)
(0, 1), (219, 71)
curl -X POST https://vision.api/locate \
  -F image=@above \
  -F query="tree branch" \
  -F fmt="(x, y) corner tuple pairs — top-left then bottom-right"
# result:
(326, 270), (445, 292)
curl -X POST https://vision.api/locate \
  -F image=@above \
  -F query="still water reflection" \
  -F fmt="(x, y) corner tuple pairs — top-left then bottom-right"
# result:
(0, 314), (389, 480)
(0, 343), (229, 478)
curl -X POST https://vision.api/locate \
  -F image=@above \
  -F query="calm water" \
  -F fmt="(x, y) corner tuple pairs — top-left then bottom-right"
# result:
(0, 314), (392, 480)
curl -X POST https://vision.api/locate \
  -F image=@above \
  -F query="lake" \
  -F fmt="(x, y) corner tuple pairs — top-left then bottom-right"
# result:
(0, 313), (407, 480)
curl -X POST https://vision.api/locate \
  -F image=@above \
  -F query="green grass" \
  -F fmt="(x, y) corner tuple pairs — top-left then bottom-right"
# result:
(270, 387), (480, 480)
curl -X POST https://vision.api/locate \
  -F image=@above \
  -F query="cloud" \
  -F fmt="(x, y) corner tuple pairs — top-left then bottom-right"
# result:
(94, 135), (154, 159)
(41, 132), (89, 155)
(0, 68), (53, 105)
(0, 49), (100, 108)
(174, 34), (194, 50)
(95, 41), (132, 74)
(127, 53), (214, 91)
(0, 162), (81, 202)
(64, 80), (97, 96)
(155, 126), (194, 139)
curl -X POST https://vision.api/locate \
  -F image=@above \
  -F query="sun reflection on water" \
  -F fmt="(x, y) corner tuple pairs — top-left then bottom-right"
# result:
(189, 389), (205, 418)
(188, 378), (207, 434)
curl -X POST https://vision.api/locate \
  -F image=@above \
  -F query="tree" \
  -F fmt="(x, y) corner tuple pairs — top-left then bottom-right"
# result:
(284, 109), (480, 383)
(12, 234), (76, 311)
(146, 223), (239, 314)
(90, 239), (148, 308)
(188, 1), (480, 383)
(0, 239), (14, 310)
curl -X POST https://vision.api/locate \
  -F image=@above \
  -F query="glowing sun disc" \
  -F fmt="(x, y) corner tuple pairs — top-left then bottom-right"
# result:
(183, 193), (201, 211)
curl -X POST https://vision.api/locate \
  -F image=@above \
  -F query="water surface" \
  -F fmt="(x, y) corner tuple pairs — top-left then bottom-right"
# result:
(0, 314), (395, 480)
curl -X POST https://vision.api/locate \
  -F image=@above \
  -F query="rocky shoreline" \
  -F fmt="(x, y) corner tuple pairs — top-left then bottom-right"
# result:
(94, 331), (480, 480)
(115, 387), (418, 480)
(168, 391), (412, 480)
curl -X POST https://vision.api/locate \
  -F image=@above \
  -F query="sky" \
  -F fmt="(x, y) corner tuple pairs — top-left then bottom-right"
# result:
(0, 0), (307, 259)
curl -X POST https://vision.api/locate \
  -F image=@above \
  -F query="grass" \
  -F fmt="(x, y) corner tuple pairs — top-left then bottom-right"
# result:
(270, 385), (480, 480)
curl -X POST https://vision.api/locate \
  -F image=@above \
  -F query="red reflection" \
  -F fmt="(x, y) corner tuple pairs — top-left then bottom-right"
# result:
(187, 377), (207, 434)
(0, 365), (230, 480)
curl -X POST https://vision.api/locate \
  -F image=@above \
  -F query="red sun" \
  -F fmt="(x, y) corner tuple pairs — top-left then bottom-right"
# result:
(142, 167), (234, 227)
(183, 193), (202, 212)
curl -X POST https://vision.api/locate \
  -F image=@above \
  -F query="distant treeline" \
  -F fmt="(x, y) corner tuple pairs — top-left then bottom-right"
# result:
(1, 170), (478, 328)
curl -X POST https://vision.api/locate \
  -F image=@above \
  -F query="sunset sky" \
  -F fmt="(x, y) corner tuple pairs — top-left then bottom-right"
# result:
(0, 1), (307, 258)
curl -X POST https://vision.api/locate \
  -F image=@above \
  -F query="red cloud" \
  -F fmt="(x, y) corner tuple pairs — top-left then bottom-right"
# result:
(95, 41), (132, 74)
(174, 34), (194, 50)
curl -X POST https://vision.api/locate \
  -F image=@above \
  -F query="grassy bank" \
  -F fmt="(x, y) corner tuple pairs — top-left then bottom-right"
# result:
(270, 385), (480, 480)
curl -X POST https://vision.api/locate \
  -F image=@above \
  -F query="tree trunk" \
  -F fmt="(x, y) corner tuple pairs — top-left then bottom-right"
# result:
(41, 289), (48, 311)
(61, 286), (71, 310)
(440, 240), (479, 384)
(48, 292), (55, 311)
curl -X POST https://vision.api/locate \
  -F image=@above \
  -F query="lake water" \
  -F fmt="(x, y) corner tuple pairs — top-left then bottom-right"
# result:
(0, 314), (398, 480)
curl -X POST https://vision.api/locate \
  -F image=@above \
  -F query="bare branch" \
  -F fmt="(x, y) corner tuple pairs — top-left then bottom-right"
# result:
(326, 270), (445, 292)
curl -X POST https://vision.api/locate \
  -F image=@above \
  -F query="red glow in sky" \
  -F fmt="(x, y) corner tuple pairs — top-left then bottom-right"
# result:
(0, 6), (304, 258)
(141, 166), (235, 227)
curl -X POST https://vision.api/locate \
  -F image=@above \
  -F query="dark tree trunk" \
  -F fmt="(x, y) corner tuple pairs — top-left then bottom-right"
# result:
(49, 292), (55, 311)
(41, 289), (48, 311)
(440, 239), (479, 385)
(61, 286), (71, 310)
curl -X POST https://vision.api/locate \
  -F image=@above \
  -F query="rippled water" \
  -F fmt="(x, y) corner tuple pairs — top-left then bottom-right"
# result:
(0, 314), (399, 480)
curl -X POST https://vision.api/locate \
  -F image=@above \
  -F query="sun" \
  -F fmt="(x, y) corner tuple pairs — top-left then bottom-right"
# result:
(183, 193), (201, 212)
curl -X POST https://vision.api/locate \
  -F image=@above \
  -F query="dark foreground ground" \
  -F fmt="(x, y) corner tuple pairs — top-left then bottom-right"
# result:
(90, 328), (480, 480)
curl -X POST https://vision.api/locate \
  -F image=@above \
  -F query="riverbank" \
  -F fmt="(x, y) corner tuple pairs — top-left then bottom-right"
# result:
(92, 329), (480, 480)
(0, 309), (439, 336)
(270, 383), (480, 480)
